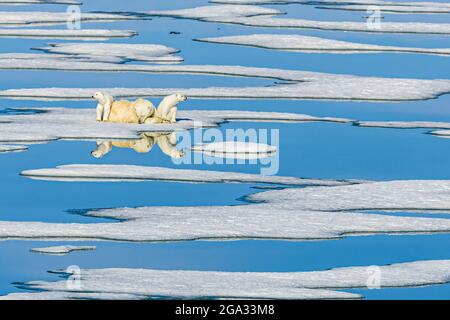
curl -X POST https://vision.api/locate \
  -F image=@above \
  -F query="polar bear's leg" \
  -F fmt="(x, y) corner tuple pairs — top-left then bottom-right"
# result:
(167, 107), (177, 123)
(91, 141), (112, 158)
(96, 103), (104, 122)
(156, 135), (184, 159)
(168, 132), (177, 145)
(102, 101), (112, 121)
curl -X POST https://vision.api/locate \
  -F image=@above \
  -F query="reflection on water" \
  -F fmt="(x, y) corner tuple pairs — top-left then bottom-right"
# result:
(91, 132), (185, 159)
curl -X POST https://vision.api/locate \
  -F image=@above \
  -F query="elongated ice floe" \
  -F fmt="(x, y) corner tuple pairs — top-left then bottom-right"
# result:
(356, 121), (450, 129)
(35, 43), (183, 64)
(0, 107), (351, 145)
(3, 260), (450, 300)
(211, 0), (450, 13)
(31, 245), (96, 255)
(21, 164), (346, 186)
(0, 64), (448, 102)
(355, 121), (450, 138)
(0, 0), (80, 5)
(0, 144), (27, 153)
(318, 4), (450, 14)
(1, 180), (450, 242)
(0, 11), (140, 27)
(0, 29), (137, 40)
(197, 34), (450, 56)
(147, 5), (450, 34)
(191, 141), (277, 159)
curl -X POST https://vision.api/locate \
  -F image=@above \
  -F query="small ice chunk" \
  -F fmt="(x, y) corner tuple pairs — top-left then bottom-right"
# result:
(31, 245), (96, 255)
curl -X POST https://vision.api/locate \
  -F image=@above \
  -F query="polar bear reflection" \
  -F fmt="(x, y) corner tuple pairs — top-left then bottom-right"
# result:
(91, 132), (184, 159)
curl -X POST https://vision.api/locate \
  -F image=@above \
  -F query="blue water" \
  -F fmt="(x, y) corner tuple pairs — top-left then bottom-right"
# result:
(0, 0), (450, 299)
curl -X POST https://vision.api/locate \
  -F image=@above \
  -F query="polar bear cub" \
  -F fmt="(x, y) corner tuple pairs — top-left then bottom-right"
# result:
(146, 93), (187, 124)
(93, 91), (114, 122)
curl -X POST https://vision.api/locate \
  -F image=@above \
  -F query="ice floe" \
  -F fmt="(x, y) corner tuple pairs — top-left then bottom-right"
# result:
(0, 107), (351, 145)
(0, 144), (27, 153)
(0, 11), (139, 27)
(21, 164), (345, 186)
(147, 5), (450, 34)
(31, 245), (96, 255)
(35, 43), (183, 64)
(1, 180), (450, 242)
(197, 34), (450, 56)
(214, 0), (450, 14)
(318, 3), (450, 14)
(356, 121), (450, 130)
(0, 64), (448, 102)
(0, 29), (137, 40)
(191, 141), (277, 159)
(3, 260), (450, 299)
(355, 121), (450, 138)
(147, 4), (281, 19)
(249, 180), (450, 212)
(0, 0), (79, 4)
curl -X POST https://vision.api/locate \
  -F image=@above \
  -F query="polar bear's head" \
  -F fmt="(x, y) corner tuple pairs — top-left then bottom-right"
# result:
(92, 91), (112, 105)
(164, 93), (187, 105)
(174, 93), (187, 102)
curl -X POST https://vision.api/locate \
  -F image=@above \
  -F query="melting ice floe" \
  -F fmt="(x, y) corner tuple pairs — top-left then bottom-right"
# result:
(0, 29), (136, 40)
(31, 245), (96, 256)
(0, 108), (351, 145)
(0, 0), (80, 5)
(2, 180), (450, 242)
(146, 5), (450, 34)
(34, 43), (183, 64)
(354, 121), (450, 138)
(210, 0), (450, 14)
(2, 260), (450, 299)
(0, 64), (449, 102)
(318, 4), (450, 14)
(191, 141), (277, 160)
(0, 144), (27, 153)
(197, 34), (450, 56)
(0, 11), (140, 27)
(20, 164), (347, 186)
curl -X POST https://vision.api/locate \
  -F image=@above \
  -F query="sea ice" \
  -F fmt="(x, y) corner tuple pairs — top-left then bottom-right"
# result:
(198, 34), (450, 56)
(0, 64), (448, 102)
(0, 29), (137, 40)
(31, 245), (96, 255)
(0, 11), (139, 27)
(0, 144), (27, 153)
(0, 108), (351, 146)
(0, 180), (450, 242)
(2, 260), (450, 300)
(35, 43), (183, 64)
(146, 5), (450, 34)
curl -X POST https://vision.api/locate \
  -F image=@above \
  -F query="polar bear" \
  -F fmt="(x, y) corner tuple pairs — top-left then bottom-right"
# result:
(91, 132), (184, 159)
(108, 98), (155, 124)
(93, 91), (155, 124)
(145, 93), (187, 124)
(91, 135), (155, 158)
(93, 91), (114, 122)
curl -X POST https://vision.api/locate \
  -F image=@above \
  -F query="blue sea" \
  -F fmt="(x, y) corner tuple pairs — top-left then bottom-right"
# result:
(0, 0), (449, 299)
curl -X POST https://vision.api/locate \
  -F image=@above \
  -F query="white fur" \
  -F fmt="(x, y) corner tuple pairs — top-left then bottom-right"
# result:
(91, 141), (112, 158)
(133, 98), (155, 124)
(93, 91), (114, 122)
(155, 93), (187, 123)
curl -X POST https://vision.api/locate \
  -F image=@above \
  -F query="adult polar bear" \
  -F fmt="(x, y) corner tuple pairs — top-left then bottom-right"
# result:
(93, 92), (187, 124)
